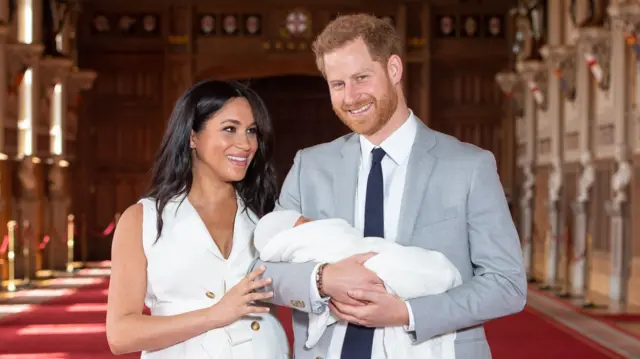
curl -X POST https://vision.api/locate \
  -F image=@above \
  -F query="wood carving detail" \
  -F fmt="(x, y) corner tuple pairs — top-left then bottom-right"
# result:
(516, 60), (548, 110)
(577, 27), (611, 90)
(18, 159), (38, 198)
(540, 45), (577, 101)
(495, 71), (524, 116)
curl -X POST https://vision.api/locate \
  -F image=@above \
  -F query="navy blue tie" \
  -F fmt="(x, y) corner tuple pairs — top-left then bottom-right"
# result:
(341, 147), (386, 359)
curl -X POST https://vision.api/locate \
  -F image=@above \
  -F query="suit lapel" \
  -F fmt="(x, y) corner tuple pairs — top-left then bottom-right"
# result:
(227, 197), (257, 263)
(333, 134), (360, 225)
(181, 198), (226, 260)
(396, 121), (437, 245)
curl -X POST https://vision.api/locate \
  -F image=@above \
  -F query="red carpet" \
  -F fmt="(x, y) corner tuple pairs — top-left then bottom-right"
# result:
(0, 276), (629, 358)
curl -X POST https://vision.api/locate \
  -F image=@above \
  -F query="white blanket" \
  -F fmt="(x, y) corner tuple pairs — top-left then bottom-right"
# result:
(254, 211), (462, 359)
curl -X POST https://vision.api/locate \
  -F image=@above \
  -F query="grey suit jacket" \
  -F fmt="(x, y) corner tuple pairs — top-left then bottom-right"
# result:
(255, 119), (527, 359)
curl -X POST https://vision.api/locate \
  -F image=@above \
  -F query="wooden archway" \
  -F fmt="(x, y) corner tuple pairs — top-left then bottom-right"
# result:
(196, 54), (321, 82)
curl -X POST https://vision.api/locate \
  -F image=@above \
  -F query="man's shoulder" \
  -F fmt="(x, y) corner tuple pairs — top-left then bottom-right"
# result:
(297, 132), (356, 162)
(428, 127), (494, 164)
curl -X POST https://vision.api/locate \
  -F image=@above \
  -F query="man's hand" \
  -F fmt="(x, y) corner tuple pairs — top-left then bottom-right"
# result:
(329, 290), (410, 328)
(322, 252), (383, 306)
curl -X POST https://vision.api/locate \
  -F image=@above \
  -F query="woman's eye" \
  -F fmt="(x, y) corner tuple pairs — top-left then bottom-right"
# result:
(223, 126), (236, 132)
(247, 127), (258, 134)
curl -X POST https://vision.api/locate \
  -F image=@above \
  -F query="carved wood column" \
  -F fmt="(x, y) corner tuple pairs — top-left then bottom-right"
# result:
(606, 3), (634, 308)
(497, 72), (534, 278)
(0, 8), (9, 288)
(40, 2), (79, 274)
(15, 0), (44, 284)
(517, 60), (545, 282)
(572, 26), (599, 300)
(3, 17), (42, 290)
(518, 59), (551, 285)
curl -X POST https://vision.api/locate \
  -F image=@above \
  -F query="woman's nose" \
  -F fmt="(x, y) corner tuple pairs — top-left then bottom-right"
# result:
(235, 133), (251, 150)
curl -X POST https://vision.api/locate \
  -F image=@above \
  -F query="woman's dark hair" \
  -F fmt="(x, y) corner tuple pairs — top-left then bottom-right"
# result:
(146, 79), (278, 239)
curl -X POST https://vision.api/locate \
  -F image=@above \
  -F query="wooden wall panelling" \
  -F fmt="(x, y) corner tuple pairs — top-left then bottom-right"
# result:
(78, 0), (165, 259)
(428, 3), (510, 176)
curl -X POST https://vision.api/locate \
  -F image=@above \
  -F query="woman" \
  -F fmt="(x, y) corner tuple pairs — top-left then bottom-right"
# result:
(106, 80), (289, 358)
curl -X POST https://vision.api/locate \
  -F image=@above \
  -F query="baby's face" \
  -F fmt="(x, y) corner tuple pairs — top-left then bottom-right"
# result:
(294, 216), (313, 227)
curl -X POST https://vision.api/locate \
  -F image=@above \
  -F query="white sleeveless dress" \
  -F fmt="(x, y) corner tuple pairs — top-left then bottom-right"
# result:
(138, 194), (290, 359)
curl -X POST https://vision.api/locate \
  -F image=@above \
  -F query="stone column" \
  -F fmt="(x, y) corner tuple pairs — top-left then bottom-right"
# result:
(606, 2), (634, 308)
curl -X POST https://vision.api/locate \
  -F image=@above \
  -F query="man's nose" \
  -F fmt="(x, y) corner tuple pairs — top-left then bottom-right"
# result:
(343, 83), (359, 106)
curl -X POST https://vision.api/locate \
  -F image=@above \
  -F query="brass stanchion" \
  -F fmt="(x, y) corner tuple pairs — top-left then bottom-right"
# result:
(7, 220), (16, 292)
(66, 214), (75, 273)
(80, 214), (87, 264)
(22, 221), (31, 285)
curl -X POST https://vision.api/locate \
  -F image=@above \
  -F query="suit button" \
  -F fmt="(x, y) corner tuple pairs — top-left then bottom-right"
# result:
(251, 320), (260, 331)
(205, 291), (215, 299)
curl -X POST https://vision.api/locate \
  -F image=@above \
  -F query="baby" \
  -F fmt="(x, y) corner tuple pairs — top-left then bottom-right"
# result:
(253, 210), (462, 359)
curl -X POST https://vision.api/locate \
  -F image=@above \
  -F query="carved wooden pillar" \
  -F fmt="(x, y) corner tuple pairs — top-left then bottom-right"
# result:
(542, 46), (575, 295)
(37, 2), (78, 273)
(2, 24), (42, 291)
(606, 2), (634, 308)
(496, 72), (534, 277)
(14, 0), (45, 284)
(572, 28), (598, 300)
(517, 60), (546, 282)
(0, 7), (9, 287)
(47, 69), (95, 273)
(518, 59), (551, 286)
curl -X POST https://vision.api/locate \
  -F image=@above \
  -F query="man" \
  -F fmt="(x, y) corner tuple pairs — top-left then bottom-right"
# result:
(255, 13), (527, 359)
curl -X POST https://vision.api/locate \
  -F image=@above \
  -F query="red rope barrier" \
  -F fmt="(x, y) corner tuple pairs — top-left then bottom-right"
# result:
(0, 235), (8, 255)
(39, 235), (51, 250)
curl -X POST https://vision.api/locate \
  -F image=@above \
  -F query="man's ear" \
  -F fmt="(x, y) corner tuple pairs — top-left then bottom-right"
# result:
(386, 54), (403, 85)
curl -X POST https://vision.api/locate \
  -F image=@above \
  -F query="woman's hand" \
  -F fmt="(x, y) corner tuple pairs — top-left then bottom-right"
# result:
(208, 265), (274, 328)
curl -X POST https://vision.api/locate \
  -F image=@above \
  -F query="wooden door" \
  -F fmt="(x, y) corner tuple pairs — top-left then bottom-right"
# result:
(243, 75), (349, 184)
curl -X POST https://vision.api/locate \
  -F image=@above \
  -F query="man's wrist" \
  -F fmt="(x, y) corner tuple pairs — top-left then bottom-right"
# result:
(403, 300), (415, 331)
(316, 263), (329, 298)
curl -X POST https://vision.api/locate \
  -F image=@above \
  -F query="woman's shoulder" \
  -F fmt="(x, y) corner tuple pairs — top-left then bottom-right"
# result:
(137, 195), (186, 211)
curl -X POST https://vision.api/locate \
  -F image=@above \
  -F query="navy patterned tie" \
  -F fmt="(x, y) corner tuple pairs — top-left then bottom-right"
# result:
(340, 147), (386, 359)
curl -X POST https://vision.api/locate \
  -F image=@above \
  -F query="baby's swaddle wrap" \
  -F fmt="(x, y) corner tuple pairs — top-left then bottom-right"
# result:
(254, 210), (462, 359)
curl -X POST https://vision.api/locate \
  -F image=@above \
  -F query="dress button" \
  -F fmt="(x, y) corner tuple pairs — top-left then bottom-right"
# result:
(205, 291), (215, 299)
(251, 320), (260, 331)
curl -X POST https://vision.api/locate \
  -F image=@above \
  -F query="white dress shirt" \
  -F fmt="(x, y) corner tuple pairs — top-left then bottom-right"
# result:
(309, 111), (418, 359)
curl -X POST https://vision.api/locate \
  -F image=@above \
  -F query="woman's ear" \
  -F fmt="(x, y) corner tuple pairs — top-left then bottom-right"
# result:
(190, 130), (196, 149)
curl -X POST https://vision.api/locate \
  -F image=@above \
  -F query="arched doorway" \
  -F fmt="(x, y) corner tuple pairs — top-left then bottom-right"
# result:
(240, 75), (349, 185)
